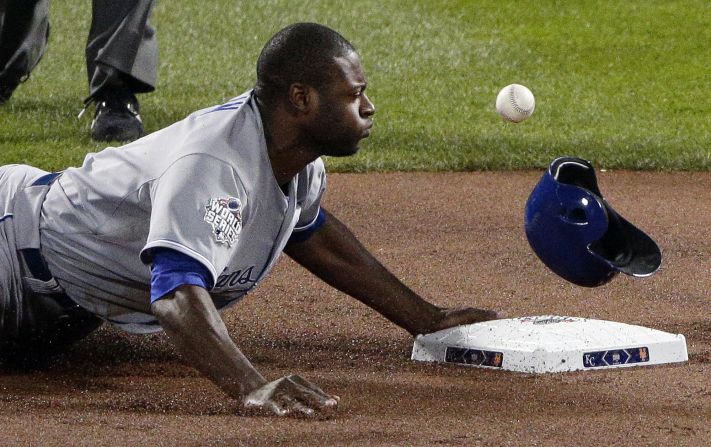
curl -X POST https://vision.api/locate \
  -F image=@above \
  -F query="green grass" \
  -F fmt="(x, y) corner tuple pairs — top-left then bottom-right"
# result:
(1, 0), (709, 171)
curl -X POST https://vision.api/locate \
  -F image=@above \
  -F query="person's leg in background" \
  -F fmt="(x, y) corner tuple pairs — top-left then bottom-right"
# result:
(0, 0), (50, 104)
(84, 0), (158, 142)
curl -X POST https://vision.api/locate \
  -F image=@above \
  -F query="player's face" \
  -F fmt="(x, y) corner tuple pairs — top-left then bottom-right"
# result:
(308, 51), (375, 157)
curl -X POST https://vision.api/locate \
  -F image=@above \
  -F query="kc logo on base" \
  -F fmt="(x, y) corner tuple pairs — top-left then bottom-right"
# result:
(204, 196), (242, 246)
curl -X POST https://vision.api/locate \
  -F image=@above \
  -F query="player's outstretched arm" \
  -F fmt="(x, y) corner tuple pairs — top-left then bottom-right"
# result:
(285, 209), (500, 336)
(151, 285), (339, 417)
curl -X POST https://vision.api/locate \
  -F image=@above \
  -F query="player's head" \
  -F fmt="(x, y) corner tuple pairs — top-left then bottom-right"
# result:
(524, 157), (662, 287)
(255, 23), (375, 156)
(256, 23), (355, 104)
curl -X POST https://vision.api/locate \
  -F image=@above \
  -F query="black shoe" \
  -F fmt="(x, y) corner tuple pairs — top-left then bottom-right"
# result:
(90, 88), (145, 142)
(0, 80), (19, 105)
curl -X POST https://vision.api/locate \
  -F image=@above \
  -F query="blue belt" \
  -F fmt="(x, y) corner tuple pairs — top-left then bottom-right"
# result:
(17, 171), (89, 317)
(31, 171), (62, 187)
(20, 172), (62, 283)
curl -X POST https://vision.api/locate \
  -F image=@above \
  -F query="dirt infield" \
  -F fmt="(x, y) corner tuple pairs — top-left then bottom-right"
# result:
(1, 172), (709, 446)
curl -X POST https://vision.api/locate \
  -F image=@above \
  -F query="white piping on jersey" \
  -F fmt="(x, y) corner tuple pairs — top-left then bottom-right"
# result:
(141, 239), (218, 285)
(292, 207), (321, 232)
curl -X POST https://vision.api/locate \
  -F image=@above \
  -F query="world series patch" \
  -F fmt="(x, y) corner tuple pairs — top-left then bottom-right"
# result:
(204, 196), (242, 246)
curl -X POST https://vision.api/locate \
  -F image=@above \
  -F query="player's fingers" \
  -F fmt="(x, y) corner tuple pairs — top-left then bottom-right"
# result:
(270, 393), (320, 418)
(245, 376), (338, 417)
(293, 386), (339, 411)
(287, 390), (338, 420)
(290, 401), (316, 418)
(243, 380), (294, 417)
(267, 401), (290, 417)
(247, 392), (296, 417)
(287, 374), (334, 398)
(287, 375), (339, 407)
(287, 374), (325, 393)
(243, 396), (288, 417)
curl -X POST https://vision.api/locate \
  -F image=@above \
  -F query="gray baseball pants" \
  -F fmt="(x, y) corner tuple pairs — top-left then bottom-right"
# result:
(0, 165), (101, 363)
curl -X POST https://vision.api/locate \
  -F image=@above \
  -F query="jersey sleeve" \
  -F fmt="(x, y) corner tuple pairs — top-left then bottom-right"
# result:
(150, 248), (214, 302)
(294, 157), (327, 231)
(139, 154), (248, 285)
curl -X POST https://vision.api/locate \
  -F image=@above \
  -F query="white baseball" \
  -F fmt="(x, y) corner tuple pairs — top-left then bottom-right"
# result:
(496, 84), (535, 123)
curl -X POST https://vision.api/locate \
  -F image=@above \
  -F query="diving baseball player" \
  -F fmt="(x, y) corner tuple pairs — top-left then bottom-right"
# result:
(0, 23), (499, 417)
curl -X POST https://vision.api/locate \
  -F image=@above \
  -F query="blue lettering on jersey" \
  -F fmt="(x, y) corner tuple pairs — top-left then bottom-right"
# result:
(203, 93), (250, 115)
(215, 266), (257, 289)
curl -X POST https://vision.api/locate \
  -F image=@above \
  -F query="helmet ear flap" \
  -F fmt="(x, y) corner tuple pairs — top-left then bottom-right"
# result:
(589, 203), (662, 277)
(525, 157), (662, 287)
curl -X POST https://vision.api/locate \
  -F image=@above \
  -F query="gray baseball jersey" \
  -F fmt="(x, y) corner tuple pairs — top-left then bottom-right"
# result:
(39, 91), (326, 333)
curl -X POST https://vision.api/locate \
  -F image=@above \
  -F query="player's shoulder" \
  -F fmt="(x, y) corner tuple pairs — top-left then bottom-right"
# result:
(162, 90), (260, 160)
(192, 90), (254, 118)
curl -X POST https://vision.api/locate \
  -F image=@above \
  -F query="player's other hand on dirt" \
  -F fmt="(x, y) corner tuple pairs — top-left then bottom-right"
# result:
(420, 306), (503, 335)
(243, 374), (339, 418)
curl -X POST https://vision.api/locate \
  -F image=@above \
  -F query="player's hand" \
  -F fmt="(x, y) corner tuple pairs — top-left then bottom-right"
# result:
(242, 374), (339, 418)
(418, 306), (503, 335)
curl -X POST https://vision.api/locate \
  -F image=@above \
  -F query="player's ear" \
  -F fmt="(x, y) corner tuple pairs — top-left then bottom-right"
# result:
(287, 83), (316, 114)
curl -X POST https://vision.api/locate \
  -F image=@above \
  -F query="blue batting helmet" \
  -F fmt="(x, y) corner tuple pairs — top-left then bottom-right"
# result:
(524, 157), (662, 287)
